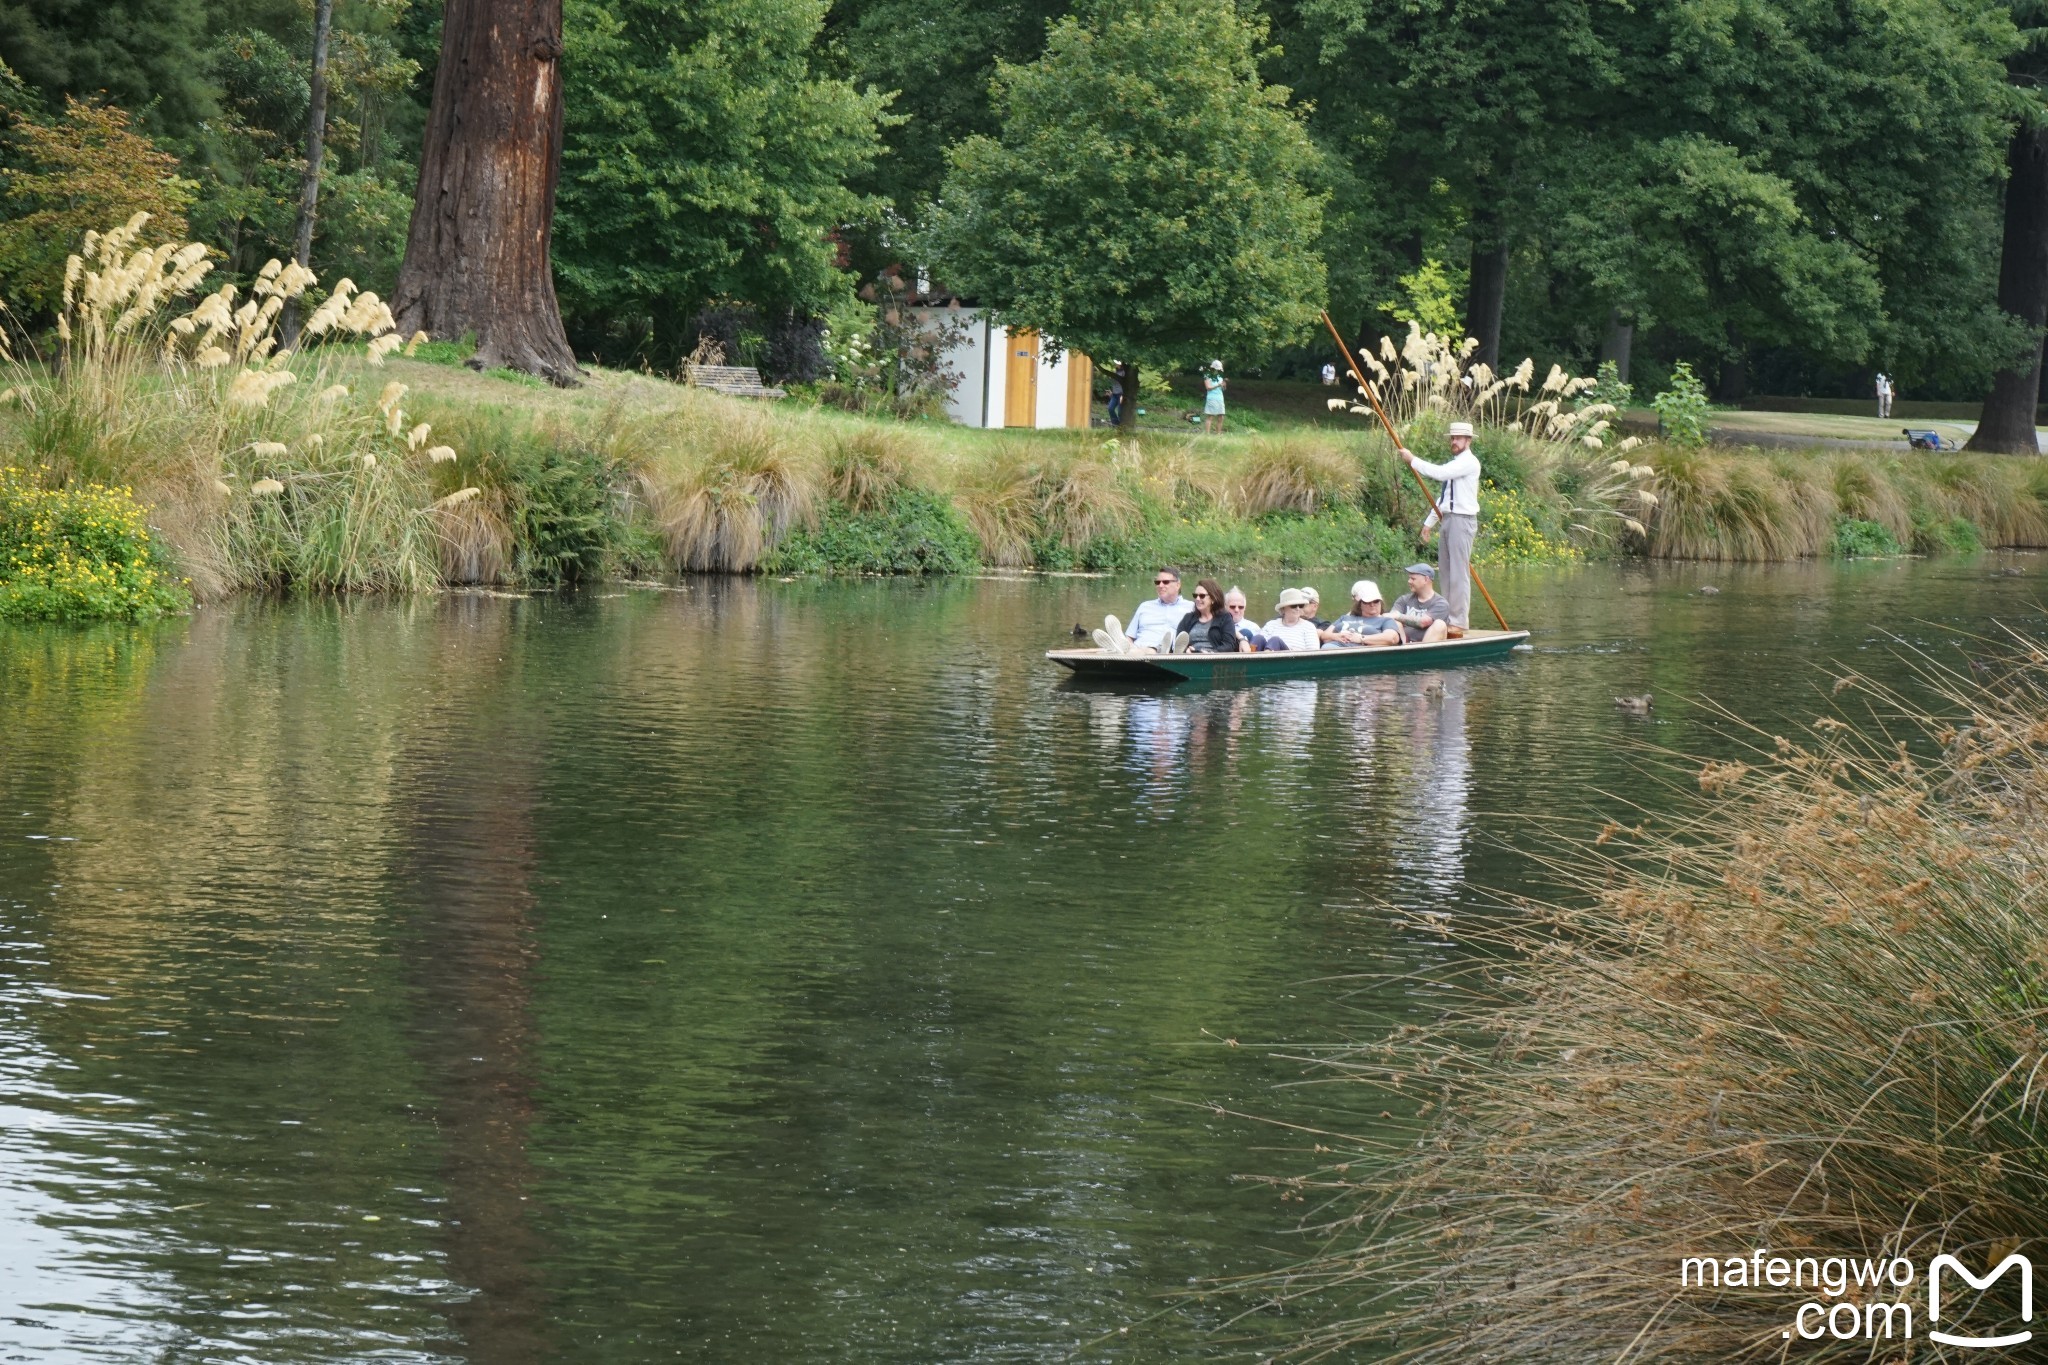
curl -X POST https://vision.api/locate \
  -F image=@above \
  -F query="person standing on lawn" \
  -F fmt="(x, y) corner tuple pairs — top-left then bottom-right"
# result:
(1399, 421), (1482, 629)
(1202, 360), (1227, 433)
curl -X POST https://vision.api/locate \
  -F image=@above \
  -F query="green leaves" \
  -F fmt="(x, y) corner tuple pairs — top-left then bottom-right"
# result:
(925, 0), (1327, 373)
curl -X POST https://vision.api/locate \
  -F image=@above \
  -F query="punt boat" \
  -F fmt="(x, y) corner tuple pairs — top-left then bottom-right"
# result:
(1045, 628), (1531, 683)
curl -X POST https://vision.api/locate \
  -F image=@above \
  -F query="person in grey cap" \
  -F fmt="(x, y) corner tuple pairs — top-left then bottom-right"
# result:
(1390, 564), (1451, 643)
(1398, 420), (1481, 628)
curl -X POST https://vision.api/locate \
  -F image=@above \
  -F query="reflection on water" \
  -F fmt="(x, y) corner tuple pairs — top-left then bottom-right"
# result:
(0, 557), (2041, 1361)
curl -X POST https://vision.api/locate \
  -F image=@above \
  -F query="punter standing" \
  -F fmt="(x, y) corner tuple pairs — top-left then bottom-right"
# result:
(1398, 421), (1481, 629)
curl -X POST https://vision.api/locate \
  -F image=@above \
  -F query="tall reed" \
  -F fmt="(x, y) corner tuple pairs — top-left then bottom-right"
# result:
(1242, 635), (2048, 1361)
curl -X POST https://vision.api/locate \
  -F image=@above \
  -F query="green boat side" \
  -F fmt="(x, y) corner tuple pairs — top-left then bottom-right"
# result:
(1044, 629), (1531, 682)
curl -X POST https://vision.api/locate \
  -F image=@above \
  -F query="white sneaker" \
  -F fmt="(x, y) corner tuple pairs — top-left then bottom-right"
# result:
(1092, 628), (1119, 652)
(1103, 616), (1127, 652)
(1172, 631), (1191, 654)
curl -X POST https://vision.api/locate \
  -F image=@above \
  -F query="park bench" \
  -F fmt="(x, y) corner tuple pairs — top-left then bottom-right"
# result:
(683, 364), (786, 399)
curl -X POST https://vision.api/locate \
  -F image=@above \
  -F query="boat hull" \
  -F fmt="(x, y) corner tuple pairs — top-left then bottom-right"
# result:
(1045, 629), (1531, 683)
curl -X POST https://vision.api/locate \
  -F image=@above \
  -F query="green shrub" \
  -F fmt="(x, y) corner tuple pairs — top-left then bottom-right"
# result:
(0, 467), (189, 620)
(1650, 361), (1711, 449)
(764, 488), (981, 575)
(500, 442), (621, 586)
(1139, 506), (1410, 571)
(1830, 515), (1904, 558)
(1477, 487), (1581, 564)
(1910, 513), (1983, 556)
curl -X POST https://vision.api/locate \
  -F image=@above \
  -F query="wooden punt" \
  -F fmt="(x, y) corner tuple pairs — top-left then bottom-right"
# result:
(1045, 628), (1531, 683)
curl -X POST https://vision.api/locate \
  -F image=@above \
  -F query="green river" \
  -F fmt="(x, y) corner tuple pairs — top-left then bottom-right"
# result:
(0, 558), (2040, 1362)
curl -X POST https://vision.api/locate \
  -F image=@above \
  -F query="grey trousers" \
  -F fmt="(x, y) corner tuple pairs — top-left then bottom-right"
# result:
(1439, 513), (1477, 628)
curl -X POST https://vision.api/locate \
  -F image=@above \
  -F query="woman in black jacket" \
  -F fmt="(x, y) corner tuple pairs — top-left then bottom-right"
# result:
(1176, 578), (1245, 653)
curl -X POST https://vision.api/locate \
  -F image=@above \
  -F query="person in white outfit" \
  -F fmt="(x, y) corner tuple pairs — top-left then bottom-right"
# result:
(1258, 588), (1323, 651)
(1398, 421), (1482, 629)
(1876, 372), (1893, 418)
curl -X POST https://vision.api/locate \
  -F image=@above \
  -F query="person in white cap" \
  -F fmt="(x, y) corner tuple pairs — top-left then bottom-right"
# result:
(1324, 580), (1404, 648)
(1398, 421), (1481, 629)
(1202, 359), (1228, 434)
(1258, 587), (1321, 651)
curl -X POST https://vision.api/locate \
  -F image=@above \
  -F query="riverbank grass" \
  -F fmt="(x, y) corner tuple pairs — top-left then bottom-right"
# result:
(1246, 641), (2048, 1361)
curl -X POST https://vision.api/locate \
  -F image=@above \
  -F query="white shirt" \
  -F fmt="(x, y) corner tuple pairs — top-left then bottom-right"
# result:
(1409, 449), (1482, 527)
(1259, 618), (1321, 651)
(1126, 596), (1187, 647)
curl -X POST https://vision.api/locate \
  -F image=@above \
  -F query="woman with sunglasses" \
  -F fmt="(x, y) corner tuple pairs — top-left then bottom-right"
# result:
(1175, 578), (1246, 653)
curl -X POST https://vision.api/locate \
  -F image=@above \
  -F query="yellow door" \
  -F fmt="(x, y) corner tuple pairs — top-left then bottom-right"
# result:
(1065, 352), (1094, 428)
(1004, 329), (1039, 427)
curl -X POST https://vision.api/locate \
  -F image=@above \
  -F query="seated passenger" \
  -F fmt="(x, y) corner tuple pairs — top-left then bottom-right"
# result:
(1258, 588), (1323, 651)
(1096, 566), (1189, 653)
(1223, 587), (1260, 645)
(1389, 564), (1452, 643)
(1176, 577), (1249, 653)
(1299, 586), (1331, 632)
(1324, 580), (1404, 647)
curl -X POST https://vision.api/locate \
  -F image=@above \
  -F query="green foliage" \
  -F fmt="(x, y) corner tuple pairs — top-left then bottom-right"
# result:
(1382, 258), (1464, 338)
(0, 466), (189, 620)
(1829, 515), (1903, 558)
(555, 0), (891, 345)
(926, 0), (1327, 377)
(1650, 361), (1711, 449)
(764, 488), (981, 575)
(0, 98), (194, 318)
(1910, 512), (1983, 556)
(1587, 360), (1632, 413)
(1476, 487), (1580, 565)
(500, 443), (621, 587)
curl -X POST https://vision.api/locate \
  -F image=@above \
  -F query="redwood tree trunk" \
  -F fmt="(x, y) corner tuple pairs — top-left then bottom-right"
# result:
(392, 0), (580, 386)
(1464, 231), (1508, 370)
(1968, 122), (2048, 455)
(1597, 307), (1633, 384)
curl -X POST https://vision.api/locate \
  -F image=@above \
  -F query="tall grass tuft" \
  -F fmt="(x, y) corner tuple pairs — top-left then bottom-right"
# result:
(1244, 635), (2048, 1361)
(1234, 434), (1361, 517)
(633, 404), (821, 571)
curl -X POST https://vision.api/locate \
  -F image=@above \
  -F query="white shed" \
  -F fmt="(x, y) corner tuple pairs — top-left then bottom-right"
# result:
(916, 305), (1096, 430)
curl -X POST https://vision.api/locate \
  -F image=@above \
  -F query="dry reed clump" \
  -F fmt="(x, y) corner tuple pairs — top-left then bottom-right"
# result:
(632, 402), (821, 571)
(1232, 434), (1362, 517)
(1241, 636), (2048, 1362)
(941, 436), (1144, 565)
(1646, 443), (2048, 559)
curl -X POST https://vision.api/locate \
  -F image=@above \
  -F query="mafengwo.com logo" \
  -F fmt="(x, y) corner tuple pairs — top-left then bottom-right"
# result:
(1678, 1248), (2033, 1346)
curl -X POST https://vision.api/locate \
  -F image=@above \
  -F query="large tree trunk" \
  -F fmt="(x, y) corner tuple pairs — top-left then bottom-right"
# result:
(1968, 122), (2048, 454)
(1464, 230), (1509, 370)
(279, 0), (333, 348)
(392, 0), (580, 386)
(1117, 359), (1138, 432)
(1597, 307), (1633, 384)
(1714, 331), (1748, 403)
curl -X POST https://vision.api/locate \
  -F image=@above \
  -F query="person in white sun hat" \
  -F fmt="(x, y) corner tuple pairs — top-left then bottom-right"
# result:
(1398, 420), (1482, 630)
(1202, 359), (1228, 434)
(1323, 580), (1404, 648)
(1257, 587), (1321, 651)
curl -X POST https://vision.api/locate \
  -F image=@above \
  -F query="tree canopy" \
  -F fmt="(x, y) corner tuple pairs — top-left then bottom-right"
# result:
(925, 0), (1326, 378)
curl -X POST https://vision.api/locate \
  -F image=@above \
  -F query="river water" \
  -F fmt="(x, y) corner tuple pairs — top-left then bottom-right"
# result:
(0, 557), (2040, 1363)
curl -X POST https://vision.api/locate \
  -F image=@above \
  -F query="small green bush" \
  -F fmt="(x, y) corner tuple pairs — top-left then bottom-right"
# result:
(1477, 487), (1581, 565)
(0, 467), (189, 621)
(765, 488), (982, 575)
(500, 443), (621, 586)
(1831, 515), (1904, 558)
(1910, 513), (1983, 556)
(1138, 506), (1411, 571)
(1650, 361), (1711, 449)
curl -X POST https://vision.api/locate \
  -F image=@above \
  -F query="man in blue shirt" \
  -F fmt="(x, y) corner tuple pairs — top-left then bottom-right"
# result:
(1121, 567), (1189, 651)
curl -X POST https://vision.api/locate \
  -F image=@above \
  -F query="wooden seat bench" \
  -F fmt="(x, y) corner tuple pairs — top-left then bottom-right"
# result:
(683, 364), (786, 399)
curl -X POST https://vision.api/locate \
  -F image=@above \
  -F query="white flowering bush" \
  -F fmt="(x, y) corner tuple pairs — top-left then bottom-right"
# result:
(0, 215), (483, 594)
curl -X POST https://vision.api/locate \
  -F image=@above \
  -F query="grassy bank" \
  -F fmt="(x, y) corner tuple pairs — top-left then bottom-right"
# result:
(1242, 640), (2048, 1360)
(3, 227), (2046, 614)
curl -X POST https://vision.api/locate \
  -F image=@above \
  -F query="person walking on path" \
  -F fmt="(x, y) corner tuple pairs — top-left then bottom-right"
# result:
(1399, 421), (1482, 629)
(1202, 360), (1227, 434)
(1876, 372), (1894, 419)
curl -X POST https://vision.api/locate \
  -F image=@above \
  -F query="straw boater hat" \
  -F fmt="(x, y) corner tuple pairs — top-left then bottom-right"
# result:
(1274, 587), (1311, 610)
(1350, 579), (1382, 603)
(1448, 421), (1475, 438)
